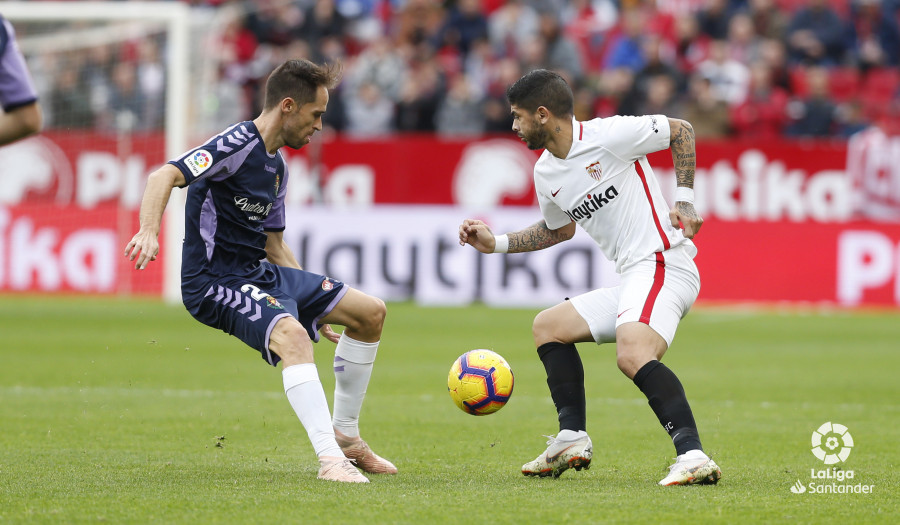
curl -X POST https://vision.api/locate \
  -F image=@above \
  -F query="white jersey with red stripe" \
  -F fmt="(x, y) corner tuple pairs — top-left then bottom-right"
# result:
(535, 115), (696, 273)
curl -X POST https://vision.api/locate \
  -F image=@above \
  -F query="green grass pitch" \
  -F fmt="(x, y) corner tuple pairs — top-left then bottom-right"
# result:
(1, 296), (897, 523)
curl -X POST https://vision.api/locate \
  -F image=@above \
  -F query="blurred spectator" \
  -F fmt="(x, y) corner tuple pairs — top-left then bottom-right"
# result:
(786, 66), (837, 137)
(346, 36), (407, 102)
(633, 35), (687, 103)
(743, 0), (788, 40)
(835, 99), (871, 138)
(435, 0), (489, 58)
(538, 12), (585, 83)
(200, 65), (248, 133)
(50, 60), (93, 129)
(300, 0), (348, 50)
(636, 74), (681, 116)
(488, 0), (540, 58)
(344, 81), (394, 137)
(785, 0), (848, 66)
(671, 13), (710, 74)
(847, 0), (900, 69)
(726, 12), (762, 65)
(560, 0), (618, 71)
(105, 61), (147, 132)
(246, 0), (304, 47)
(696, 39), (750, 105)
(695, 0), (734, 40)
(593, 67), (637, 117)
(435, 74), (485, 136)
(393, 0), (445, 49)
(462, 38), (494, 98)
(603, 7), (647, 72)
(682, 74), (731, 139)
(731, 61), (789, 140)
(136, 39), (165, 130)
(482, 56), (520, 131)
(81, 44), (115, 124)
(757, 38), (792, 92)
(395, 59), (444, 132)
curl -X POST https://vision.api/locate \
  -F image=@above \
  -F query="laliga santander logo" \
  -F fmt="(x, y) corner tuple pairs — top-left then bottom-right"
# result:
(811, 422), (853, 465)
(791, 422), (873, 494)
(192, 150), (211, 168)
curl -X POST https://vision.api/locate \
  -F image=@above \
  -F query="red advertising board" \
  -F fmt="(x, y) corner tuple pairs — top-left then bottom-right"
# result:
(695, 219), (900, 306)
(0, 203), (164, 295)
(1, 129), (899, 306)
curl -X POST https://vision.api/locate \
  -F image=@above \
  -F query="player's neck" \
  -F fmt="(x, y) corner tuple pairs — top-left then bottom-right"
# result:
(253, 113), (284, 154)
(544, 117), (574, 159)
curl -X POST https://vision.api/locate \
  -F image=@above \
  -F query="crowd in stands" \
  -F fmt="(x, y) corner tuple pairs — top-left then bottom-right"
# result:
(39, 0), (900, 139)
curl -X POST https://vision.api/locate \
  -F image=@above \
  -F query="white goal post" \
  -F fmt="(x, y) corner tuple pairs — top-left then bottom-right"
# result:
(1, 1), (190, 302)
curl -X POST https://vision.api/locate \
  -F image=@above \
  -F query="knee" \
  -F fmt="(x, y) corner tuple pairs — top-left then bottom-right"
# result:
(615, 345), (656, 379)
(364, 296), (386, 331)
(348, 296), (386, 336)
(531, 309), (556, 346)
(270, 318), (313, 364)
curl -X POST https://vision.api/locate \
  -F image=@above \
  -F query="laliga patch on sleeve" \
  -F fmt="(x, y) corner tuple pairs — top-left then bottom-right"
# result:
(184, 149), (213, 176)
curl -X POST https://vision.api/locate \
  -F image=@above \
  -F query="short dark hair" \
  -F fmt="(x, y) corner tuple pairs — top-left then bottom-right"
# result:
(263, 59), (343, 110)
(506, 69), (574, 117)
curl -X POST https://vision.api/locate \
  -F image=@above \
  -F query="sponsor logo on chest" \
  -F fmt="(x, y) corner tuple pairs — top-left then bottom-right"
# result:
(234, 196), (273, 221)
(565, 186), (619, 221)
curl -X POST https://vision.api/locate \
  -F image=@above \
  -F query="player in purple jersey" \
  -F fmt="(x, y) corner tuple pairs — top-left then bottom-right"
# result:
(125, 59), (394, 484)
(0, 14), (42, 146)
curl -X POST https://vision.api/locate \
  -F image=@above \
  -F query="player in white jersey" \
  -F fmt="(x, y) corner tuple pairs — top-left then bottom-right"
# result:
(458, 69), (722, 486)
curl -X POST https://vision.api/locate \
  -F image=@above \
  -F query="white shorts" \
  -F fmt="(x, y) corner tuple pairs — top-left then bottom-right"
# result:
(569, 244), (700, 347)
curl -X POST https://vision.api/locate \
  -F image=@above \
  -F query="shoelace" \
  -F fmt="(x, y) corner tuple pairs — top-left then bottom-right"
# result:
(338, 459), (361, 475)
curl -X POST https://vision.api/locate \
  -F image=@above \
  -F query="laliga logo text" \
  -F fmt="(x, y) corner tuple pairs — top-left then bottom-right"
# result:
(790, 422), (874, 495)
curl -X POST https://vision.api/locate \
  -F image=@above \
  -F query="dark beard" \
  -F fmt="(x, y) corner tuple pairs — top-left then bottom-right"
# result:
(523, 126), (549, 150)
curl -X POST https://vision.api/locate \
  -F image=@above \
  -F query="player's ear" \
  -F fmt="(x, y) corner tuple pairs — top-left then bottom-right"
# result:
(536, 106), (550, 124)
(281, 97), (296, 113)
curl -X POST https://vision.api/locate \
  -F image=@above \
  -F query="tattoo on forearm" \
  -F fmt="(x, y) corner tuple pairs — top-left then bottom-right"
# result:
(670, 120), (696, 188)
(508, 221), (566, 253)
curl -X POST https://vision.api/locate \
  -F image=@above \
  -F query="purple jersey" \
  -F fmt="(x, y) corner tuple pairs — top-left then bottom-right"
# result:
(0, 15), (38, 111)
(168, 120), (289, 305)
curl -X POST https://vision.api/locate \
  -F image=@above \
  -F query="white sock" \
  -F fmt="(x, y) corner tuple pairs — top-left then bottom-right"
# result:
(282, 363), (343, 458)
(332, 334), (379, 438)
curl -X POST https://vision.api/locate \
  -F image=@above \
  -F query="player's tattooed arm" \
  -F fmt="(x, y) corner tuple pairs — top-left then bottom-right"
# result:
(508, 220), (575, 253)
(667, 118), (703, 238)
(668, 118), (696, 189)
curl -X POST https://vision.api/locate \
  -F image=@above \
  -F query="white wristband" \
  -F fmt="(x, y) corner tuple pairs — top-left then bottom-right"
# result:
(674, 187), (695, 204)
(493, 234), (509, 254)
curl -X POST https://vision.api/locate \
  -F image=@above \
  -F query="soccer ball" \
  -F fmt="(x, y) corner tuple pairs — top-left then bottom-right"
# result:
(447, 349), (514, 416)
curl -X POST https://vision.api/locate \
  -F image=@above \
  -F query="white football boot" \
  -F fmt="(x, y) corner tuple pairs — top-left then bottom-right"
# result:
(522, 430), (593, 478)
(317, 456), (370, 483)
(658, 449), (722, 486)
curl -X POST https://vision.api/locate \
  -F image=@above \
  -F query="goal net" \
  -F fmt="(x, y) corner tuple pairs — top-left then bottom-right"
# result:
(0, 1), (191, 300)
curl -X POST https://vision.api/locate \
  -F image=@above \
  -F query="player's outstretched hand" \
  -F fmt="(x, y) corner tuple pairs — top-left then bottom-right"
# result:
(458, 219), (496, 254)
(125, 230), (159, 270)
(669, 201), (703, 239)
(319, 323), (341, 344)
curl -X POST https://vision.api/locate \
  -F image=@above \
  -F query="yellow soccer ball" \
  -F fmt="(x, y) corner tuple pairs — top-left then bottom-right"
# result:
(447, 350), (514, 416)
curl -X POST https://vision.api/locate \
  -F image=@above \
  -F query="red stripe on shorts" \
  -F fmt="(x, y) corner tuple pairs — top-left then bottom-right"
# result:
(634, 161), (670, 250)
(639, 252), (666, 324)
